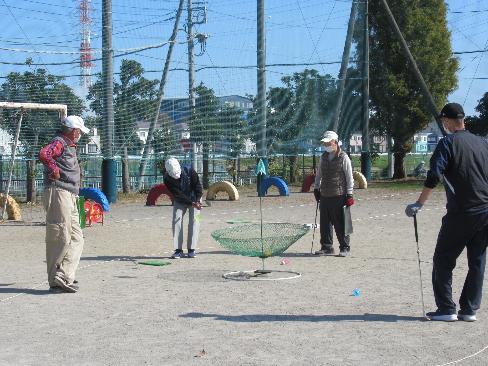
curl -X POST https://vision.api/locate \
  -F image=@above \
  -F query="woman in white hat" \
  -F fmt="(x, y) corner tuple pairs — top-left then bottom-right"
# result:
(313, 130), (354, 257)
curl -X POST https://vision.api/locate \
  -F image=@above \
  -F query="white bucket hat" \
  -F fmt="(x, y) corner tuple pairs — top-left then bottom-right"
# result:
(62, 115), (90, 134)
(320, 130), (338, 143)
(165, 158), (181, 179)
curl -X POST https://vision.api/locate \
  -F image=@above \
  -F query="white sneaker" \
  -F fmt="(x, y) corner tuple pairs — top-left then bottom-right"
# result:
(458, 312), (476, 322)
(426, 310), (457, 322)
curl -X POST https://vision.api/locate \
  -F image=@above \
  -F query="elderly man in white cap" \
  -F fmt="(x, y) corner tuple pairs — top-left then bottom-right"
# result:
(39, 115), (89, 293)
(313, 130), (354, 257)
(163, 157), (203, 259)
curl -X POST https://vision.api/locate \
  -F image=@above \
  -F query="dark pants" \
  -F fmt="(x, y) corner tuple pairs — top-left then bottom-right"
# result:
(319, 195), (350, 251)
(433, 210), (488, 315)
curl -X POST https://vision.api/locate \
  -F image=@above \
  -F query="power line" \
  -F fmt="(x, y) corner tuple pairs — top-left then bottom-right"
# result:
(451, 9), (488, 14)
(0, 40), (187, 65)
(0, 60), (349, 79)
(453, 49), (488, 54)
(1, 0), (50, 72)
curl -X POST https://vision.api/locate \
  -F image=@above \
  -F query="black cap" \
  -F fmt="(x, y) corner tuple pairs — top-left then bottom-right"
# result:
(439, 102), (465, 119)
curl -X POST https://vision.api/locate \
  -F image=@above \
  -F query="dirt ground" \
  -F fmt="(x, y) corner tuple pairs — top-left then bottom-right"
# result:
(0, 185), (487, 366)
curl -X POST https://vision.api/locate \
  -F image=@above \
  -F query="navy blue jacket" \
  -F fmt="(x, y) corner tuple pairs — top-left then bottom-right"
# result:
(164, 166), (203, 206)
(425, 130), (488, 213)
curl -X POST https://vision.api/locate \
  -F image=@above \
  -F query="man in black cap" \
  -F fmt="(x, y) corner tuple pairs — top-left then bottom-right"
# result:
(405, 102), (488, 322)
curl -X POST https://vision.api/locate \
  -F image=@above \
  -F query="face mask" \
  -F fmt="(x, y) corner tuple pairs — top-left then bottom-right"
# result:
(443, 124), (453, 135)
(324, 146), (335, 153)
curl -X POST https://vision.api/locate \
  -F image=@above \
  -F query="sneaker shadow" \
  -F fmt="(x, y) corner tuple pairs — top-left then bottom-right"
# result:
(180, 312), (424, 323)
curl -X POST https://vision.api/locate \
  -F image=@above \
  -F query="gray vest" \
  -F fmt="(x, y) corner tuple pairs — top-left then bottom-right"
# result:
(320, 150), (347, 197)
(43, 135), (81, 194)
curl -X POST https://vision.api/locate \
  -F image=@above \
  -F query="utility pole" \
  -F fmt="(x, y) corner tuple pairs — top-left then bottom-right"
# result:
(187, 0), (197, 171)
(332, 0), (359, 132)
(256, 0), (267, 159)
(387, 134), (394, 178)
(137, 0), (185, 190)
(101, 0), (116, 203)
(256, 0), (267, 195)
(380, 0), (446, 136)
(186, 1), (207, 173)
(361, 0), (371, 181)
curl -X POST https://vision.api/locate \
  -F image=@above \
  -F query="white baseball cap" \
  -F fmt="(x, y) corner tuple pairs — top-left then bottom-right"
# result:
(165, 157), (181, 179)
(62, 115), (90, 134)
(320, 130), (338, 143)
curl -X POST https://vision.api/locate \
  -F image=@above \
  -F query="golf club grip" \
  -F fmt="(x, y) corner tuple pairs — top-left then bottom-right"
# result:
(413, 214), (419, 242)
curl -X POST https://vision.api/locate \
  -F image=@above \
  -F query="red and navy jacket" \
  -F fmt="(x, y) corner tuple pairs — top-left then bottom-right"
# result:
(425, 130), (488, 214)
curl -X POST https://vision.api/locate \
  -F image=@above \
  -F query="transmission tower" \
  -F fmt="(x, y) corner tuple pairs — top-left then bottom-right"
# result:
(79, 0), (93, 88)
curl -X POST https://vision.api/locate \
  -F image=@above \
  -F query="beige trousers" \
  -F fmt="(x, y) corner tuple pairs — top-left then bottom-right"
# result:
(43, 187), (84, 286)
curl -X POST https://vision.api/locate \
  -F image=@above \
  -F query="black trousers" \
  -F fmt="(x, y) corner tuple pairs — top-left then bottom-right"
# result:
(433, 210), (488, 315)
(319, 195), (350, 251)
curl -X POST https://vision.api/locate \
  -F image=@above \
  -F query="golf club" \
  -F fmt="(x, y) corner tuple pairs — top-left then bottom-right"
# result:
(310, 201), (319, 254)
(413, 214), (426, 318)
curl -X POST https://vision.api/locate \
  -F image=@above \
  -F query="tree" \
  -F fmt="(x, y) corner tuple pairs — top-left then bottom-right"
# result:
(190, 83), (225, 188)
(152, 114), (181, 174)
(368, 0), (458, 178)
(219, 105), (247, 184)
(0, 67), (84, 202)
(465, 92), (488, 136)
(88, 59), (159, 193)
(264, 69), (337, 182)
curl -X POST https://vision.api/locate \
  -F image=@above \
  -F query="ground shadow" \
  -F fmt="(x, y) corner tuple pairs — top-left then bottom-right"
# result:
(0, 287), (51, 295)
(0, 221), (45, 226)
(80, 255), (171, 261)
(180, 312), (424, 323)
(194, 250), (233, 255)
(279, 253), (431, 263)
(281, 252), (318, 258)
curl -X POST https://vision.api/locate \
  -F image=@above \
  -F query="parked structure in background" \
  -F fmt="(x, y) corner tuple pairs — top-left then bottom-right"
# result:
(79, 127), (101, 155)
(413, 133), (429, 153)
(349, 133), (388, 154)
(347, 120), (443, 155)
(218, 95), (254, 114)
(136, 120), (161, 144)
(136, 95), (255, 155)
(0, 128), (14, 155)
(158, 95), (253, 123)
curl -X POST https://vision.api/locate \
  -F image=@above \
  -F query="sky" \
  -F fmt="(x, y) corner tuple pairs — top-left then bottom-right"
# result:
(0, 0), (487, 116)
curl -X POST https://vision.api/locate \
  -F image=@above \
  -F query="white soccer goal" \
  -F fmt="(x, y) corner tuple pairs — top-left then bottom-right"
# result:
(0, 102), (67, 220)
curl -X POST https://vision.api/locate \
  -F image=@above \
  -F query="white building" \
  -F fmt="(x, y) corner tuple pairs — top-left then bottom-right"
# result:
(348, 133), (388, 153)
(79, 127), (101, 155)
(0, 128), (14, 156)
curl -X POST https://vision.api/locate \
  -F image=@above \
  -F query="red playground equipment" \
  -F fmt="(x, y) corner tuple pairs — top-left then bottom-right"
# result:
(146, 184), (174, 206)
(84, 200), (104, 226)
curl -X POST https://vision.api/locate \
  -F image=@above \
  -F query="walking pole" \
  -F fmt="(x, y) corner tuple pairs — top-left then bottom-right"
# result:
(413, 214), (426, 318)
(310, 201), (319, 254)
